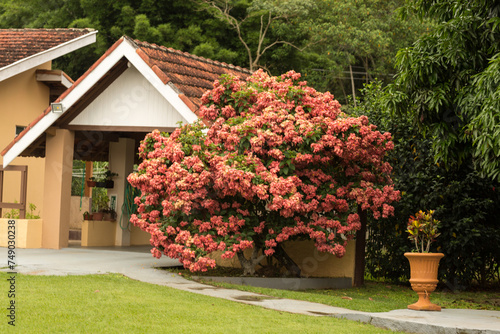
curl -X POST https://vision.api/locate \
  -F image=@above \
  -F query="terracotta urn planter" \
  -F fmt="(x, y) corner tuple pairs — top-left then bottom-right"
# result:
(404, 252), (444, 311)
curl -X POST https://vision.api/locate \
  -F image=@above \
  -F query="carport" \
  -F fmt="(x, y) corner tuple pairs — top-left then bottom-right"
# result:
(1, 36), (251, 249)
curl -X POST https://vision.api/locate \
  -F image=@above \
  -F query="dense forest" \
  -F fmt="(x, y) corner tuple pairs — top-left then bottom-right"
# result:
(0, 0), (428, 103)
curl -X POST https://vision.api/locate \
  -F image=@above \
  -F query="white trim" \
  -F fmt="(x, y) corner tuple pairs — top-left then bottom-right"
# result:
(3, 36), (199, 167)
(3, 112), (60, 167)
(122, 40), (198, 124)
(0, 30), (97, 82)
(36, 72), (73, 89)
(68, 66), (188, 127)
(3, 36), (121, 168)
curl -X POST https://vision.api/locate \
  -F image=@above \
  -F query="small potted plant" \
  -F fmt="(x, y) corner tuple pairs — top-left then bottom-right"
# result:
(87, 177), (97, 188)
(103, 169), (118, 189)
(404, 210), (444, 311)
(102, 207), (117, 221)
(83, 211), (93, 221)
(91, 192), (109, 221)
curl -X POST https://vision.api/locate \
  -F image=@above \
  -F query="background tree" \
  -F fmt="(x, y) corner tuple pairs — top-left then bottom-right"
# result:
(349, 81), (500, 287)
(0, 0), (240, 77)
(0, 0), (428, 100)
(191, 0), (318, 72)
(128, 70), (399, 276)
(296, 0), (430, 102)
(386, 0), (500, 180)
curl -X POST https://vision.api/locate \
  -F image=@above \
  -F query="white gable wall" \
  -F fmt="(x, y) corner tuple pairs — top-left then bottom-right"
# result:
(69, 65), (188, 128)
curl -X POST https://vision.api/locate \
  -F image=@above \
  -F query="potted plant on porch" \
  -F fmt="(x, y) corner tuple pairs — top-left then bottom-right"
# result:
(103, 169), (118, 188)
(83, 211), (93, 221)
(91, 192), (109, 221)
(92, 167), (118, 188)
(95, 168), (118, 188)
(101, 207), (117, 221)
(405, 210), (443, 311)
(86, 177), (97, 188)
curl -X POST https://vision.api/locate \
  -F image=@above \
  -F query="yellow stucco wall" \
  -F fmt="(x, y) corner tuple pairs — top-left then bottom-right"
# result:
(210, 240), (356, 282)
(42, 128), (74, 249)
(282, 240), (356, 279)
(70, 196), (91, 230)
(0, 218), (42, 248)
(130, 224), (152, 245)
(0, 62), (52, 218)
(81, 220), (116, 247)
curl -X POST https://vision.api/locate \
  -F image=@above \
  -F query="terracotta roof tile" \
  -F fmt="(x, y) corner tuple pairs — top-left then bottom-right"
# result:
(1, 37), (124, 157)
(130, 38), (252, 109)
(0, 28), (95, 68)
(2, 36), (251, 158)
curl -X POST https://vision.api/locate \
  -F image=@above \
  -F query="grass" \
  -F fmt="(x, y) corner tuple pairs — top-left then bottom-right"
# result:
(176, 267), (500, 313)
(196, 279), (500, 313)
(0, 272), (403, 334)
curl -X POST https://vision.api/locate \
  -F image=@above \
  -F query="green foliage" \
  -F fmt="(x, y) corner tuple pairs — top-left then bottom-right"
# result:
(406, 210), (440, 253)
(92, 189), (109, 212)
(0, 0), (242, 78)
(3, 202), (40, 219)
(351, 81), (500, 287)
(462, 53), (500, 180)
(71, 160), (86, 196)
(196, 277), (500, 312)
(133, 14), (162, 44)
(298, 0), (430, 101)
(192, 42), (216, 59)
(193, 0), (315, 72)
(387, 0), (500, 180)
(0, 0), (428, 99)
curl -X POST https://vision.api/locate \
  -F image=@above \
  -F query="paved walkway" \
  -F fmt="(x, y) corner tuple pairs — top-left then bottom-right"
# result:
(2, 246), (499, 334)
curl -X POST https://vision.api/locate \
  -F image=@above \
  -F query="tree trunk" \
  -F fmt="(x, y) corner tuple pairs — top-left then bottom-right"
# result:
(349, 65), (357, 107)
(236, 247), (265, 276)
(272, 243), (301, 277)
(354, 207), (367, 287)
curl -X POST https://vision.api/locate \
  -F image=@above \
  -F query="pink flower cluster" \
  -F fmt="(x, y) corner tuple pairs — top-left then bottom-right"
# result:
(127, 70), (400, 273)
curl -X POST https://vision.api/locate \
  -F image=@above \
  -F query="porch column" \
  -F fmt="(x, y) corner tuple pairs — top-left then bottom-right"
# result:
(42, 129), (74, 249)
(84, 161), (93, 197)
(108, 137), (135, 246)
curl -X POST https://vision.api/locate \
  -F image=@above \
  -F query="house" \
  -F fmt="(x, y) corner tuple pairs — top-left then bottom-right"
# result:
(0, 28), (97, 222)
(1, 36), (356, 283)
(1, 35), (251, 250)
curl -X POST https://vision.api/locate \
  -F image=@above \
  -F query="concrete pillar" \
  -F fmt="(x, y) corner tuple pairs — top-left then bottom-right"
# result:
(42, 129), (74, 249)
(84, 161), (93, 197)
(108, 137), (135, 246)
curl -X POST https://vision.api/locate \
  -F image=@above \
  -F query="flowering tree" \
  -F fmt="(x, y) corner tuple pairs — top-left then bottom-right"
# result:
(128, 69), (400, 276)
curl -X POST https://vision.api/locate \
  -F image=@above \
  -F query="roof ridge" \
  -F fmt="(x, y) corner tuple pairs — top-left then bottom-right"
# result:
(0, 28), (96, 32)
(132, 38), (252, 74)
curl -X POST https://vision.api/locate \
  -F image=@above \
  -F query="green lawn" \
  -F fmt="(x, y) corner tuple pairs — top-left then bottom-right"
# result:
(0, 272), (402, 334)
(192, 276), (500, 313)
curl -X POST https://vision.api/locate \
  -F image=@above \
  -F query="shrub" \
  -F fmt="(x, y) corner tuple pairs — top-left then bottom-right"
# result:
(128, 70), (399, 275)
(351, 80), (500, 287)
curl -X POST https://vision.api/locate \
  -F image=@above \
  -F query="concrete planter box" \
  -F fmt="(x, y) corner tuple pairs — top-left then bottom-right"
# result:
(81, 220), (116, 247)
(0, 218), (42, 248)
(130, 224), (150, 246)
(210, 241), (356, 284)
(193, 276), (352, 290)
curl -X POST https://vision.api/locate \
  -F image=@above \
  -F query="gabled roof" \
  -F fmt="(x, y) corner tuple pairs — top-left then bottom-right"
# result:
(0, 28), (97, 82)
(133, 39), (251, 109)
(2, 36), (251, 167)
